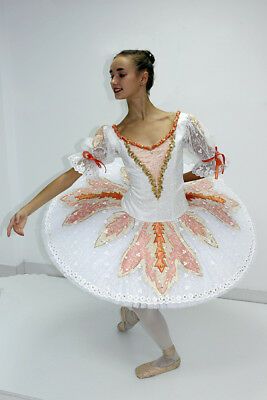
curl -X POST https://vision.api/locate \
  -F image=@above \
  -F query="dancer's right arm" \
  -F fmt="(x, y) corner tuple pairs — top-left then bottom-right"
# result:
(6, 167), (81, 237)
(7, 124), (120, 237)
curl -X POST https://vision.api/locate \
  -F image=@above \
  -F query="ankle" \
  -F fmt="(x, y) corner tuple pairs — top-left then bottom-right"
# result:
(162, 344), (177, 358)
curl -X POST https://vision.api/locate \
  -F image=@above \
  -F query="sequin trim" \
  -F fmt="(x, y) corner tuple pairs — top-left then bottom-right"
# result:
(43, 174), (256, 307)
(178, 210), (218, 247)
(118, 220), (203, 296)
(42, 194), (256, 308)
(95, 211), (135, 247)
(112, 111), (180, 150)
(124, 134), (176, 199)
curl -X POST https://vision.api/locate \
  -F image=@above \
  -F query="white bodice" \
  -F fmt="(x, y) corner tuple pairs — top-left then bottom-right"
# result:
(110, 113), (189, 221)
(68, 111), (228, 222)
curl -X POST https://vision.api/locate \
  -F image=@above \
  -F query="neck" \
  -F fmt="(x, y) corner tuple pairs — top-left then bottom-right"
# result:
(125, 96), (158, 122)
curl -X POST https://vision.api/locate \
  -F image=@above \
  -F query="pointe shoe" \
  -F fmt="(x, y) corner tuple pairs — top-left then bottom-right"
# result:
(117, 306), (140, 332)
(135, 345), (181, 379)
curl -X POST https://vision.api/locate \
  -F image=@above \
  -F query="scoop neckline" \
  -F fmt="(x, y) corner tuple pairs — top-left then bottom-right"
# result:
(111, 110), (181, 150)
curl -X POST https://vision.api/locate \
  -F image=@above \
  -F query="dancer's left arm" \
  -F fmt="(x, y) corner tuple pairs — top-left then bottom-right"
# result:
(182, 114), (229, 182)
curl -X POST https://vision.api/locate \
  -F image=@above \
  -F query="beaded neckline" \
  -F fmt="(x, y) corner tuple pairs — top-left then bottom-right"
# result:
(112, 110), (181, 150)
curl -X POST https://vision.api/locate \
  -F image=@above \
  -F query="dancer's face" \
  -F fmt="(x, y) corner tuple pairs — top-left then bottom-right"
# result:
(109, 56), (148, 99)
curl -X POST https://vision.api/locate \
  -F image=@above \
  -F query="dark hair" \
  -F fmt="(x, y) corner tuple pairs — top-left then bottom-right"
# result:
(113, 49), (155, 96)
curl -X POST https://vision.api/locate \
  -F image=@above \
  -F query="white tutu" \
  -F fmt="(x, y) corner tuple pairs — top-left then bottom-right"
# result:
(41, 158), (256, 309)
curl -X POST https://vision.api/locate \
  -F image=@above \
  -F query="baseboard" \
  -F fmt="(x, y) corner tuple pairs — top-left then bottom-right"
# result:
(0, 389), (43, 400)
(0, 263), (266, 304)
(0, 261), (63, 277)
(218, 288), (267, 304)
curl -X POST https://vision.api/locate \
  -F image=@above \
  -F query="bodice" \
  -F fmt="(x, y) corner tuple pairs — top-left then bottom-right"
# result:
(68, 110), (227, 223)
(108, 112), (189, 221)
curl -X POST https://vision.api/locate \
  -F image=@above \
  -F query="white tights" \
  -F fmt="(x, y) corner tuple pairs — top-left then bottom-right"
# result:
(130, 307), (180, 367)
(131, 307), (173, 350)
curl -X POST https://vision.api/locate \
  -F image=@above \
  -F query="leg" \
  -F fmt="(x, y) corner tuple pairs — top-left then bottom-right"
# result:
(131, 307), (181, 379)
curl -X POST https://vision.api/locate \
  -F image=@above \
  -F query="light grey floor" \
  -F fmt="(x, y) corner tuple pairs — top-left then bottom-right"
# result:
(0, 274), (266, 400)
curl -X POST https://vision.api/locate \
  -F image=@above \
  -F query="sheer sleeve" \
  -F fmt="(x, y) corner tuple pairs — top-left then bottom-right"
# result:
(182, 113), (229, 179)
(67, 125), (119, 179)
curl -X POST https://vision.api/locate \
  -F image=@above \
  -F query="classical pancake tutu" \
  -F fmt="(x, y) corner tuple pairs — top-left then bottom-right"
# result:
(41, 158), (256, 309)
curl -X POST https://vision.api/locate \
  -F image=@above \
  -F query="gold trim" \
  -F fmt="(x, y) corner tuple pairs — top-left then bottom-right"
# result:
(112, 110), (180, 150)
(124, 133), (176, 199)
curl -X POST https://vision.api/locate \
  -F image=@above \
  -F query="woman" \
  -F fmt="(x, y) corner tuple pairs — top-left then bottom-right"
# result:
(7, 49), (256, 379)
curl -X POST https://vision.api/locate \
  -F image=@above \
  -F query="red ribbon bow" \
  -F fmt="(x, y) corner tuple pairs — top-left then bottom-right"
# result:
(82, 150), (107, 173)
(201, 146), (226, 179)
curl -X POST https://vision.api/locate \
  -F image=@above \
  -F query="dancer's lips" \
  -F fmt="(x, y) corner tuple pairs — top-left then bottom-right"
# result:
(114, 88), (123, 93)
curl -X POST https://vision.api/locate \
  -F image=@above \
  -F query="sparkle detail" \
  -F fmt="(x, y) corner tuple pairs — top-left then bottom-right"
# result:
(58, 174), (244, 296)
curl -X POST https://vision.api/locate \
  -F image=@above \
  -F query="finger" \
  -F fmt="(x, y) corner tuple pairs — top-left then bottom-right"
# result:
(7, 216), (15, 234)
(7, 221), (14, 237)
(14, 226), (24, 236)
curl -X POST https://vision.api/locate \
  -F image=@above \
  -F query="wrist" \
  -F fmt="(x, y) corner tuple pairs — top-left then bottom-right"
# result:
(20, 204), (33, 216)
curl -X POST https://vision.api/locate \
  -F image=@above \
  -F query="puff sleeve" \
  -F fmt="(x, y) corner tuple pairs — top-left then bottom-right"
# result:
(68, 125), (119, 179)
(182, 114), (229, 179)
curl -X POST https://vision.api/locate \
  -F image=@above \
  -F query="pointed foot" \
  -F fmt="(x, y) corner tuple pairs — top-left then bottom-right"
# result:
(117, 306), (140, 332)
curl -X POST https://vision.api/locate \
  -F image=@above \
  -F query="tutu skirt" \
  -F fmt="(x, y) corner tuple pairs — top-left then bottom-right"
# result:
(41, 159), (256, 309)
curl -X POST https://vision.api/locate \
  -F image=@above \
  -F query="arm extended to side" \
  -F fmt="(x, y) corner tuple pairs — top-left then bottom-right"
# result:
(7, 167), (201, 237)
(6, 168), (82, 237)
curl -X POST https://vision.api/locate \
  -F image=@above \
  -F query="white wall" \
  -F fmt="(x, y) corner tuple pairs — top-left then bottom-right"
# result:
(0, 0), (265, 289)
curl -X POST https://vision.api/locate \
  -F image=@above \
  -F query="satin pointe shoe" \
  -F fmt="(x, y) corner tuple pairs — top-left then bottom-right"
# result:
(135, 344), (181, 379)
(117, 306), (140, 332)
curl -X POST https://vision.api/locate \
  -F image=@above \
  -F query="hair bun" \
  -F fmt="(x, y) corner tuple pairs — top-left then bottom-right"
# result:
(144, 50), (155, 64)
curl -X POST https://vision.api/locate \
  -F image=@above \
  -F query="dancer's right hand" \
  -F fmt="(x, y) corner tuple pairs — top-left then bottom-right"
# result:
(7, 210), (28, 237)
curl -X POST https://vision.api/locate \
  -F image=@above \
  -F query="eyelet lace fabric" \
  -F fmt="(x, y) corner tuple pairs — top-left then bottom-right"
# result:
(41, 114), (256, 309)
(182, 114), (229, 177)
(67, 125), (119, 179)
(41, 174), (256, 309)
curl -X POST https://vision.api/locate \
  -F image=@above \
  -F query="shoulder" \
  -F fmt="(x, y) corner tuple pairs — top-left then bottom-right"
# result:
(84, 125), (112, 149)
(96, 124), (121, 151)
(177, 111), (193, 128)
(179, 112), (205, 131)
(93, 124), (113, 139)
(181, 112), (198, 122)
(79, 125), (113, 150)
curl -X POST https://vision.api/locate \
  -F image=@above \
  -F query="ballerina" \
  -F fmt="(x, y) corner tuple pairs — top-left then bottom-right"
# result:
(6, 49), (256, 379)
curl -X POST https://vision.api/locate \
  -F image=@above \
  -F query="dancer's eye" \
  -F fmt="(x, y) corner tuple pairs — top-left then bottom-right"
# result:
(110, 74), (126, 79)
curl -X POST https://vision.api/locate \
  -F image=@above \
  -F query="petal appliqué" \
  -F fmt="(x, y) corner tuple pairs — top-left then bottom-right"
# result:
(184, 176), (240, 229)
(178, 210), (218, 247)
(165, 222), (203, 275)
(118, 222), (178, 295)
(118, 221), (203, 296)
(95, 211), (135, 247)
(185, 177), (239, 209)
(118, 222), (149, 276)
(144, 223), (178, 295)
(60, 177), (127, 226)
(62, 198), (121, 225)
(189, 198), (240, 229)
(60, 177), (126, 207)
(185, 177), (214, 192)
(86, 177), (127, 194)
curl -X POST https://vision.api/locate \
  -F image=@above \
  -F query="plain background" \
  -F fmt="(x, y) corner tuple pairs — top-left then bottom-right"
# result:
(0, 0), (264, 289)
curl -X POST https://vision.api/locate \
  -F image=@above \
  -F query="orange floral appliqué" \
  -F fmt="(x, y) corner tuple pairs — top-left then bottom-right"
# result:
(59, 176), (240, 296)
